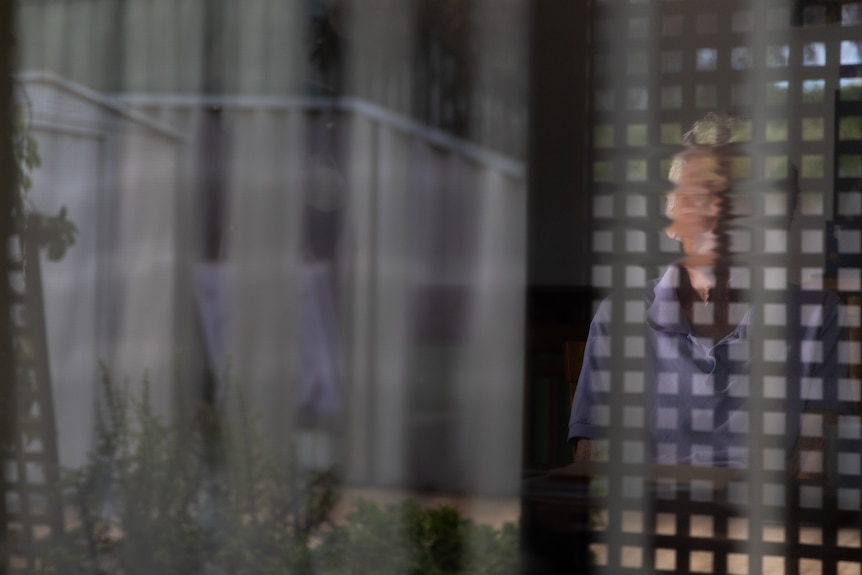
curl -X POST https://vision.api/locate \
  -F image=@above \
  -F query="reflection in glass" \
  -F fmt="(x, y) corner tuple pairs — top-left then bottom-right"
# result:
(732, 10), (753, 31)
(843, 3), (862, 26)
(661, 86), (682, 109)
(695, 85), (717, 109)
(10, 0), (528, 572)
(841, 77), (862, 101)
(766, 44), (789, 67)
(839, 155), (862, 179)
(765, 119), (788, 142)
(841, 40), (862, 64)
(840, 117), (862, 141)
(662, 51), (683, 73)
(627, 88), (649, 110)
(696, 48), (718, 71)
(802, 117), (825, 141)
(731, 47), (752, 70)
(765, 81), (789, 105)
(803, 79), (826, 103)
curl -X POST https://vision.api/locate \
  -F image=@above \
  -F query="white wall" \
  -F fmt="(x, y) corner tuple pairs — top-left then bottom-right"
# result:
(28, 127), (103, 468)
(22, 73), (183, 467)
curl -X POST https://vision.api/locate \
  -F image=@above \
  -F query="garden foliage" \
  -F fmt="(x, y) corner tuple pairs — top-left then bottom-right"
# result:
(40, 370), (520, 575)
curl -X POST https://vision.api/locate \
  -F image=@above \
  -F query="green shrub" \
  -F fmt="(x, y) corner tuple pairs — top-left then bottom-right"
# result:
(40, 369), (520, 575)
(313, 499), (520, 575)
(40, 369), (337, 575)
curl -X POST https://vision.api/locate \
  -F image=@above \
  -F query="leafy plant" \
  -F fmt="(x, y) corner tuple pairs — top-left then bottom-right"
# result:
(40, 369), (337, 575)
(313, 499), (520, 575)
(13, 98), (78, 261)
(39, 368), (520, 575)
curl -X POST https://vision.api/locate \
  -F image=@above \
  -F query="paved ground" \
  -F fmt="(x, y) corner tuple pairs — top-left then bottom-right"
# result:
(332, 487), (521, 528)
(332, 488), (861, 574)
(589, 512), (862, 574)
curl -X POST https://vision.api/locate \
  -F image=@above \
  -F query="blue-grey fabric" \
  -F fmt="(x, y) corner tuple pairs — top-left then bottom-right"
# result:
(568, 265), (846, 466)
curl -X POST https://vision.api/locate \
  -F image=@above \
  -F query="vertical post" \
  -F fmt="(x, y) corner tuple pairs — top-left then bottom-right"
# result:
(0, 0), (16, 572)
(196, 0), (226, 559)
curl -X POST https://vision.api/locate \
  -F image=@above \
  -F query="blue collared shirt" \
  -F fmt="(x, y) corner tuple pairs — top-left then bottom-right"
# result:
(568, 266), (846, 466)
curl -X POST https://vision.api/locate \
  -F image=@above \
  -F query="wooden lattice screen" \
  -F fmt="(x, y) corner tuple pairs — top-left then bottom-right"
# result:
(585, 0), (862, 573)
(3, 231), (64, 573)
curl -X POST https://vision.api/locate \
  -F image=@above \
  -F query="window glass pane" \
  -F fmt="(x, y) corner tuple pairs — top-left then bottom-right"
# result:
(661, 86), (682, 109)
(16, 1), (862, 574)
(841, 40), (862, 64)
(660, 158), (673, 179)
(801, 155), (825, 178)
(627, 124), (648, 146)
(661, 123), (681, 144)
(839, 154), (862, 178)
(695, 85), (716, 108)
(803, 79), (826, 103)
(731, 156), (752, 179)
(840, 78), (862, 101)
(696, 48), (717, 70)
(802, 117), (824, 140)
(662, 51), (683, 73)
(595, 125), (615, 148)
(732, 47), (752, 70)
(843, 3), (862, 26)
(594, 161), (614, 182)
(804, 4), (829, 25)
(766, 155), (789, 178)
(628, 88), (649, 109)
(735, 120), (753, 142)
(12, 1), (530, 573)
(766, 45), (789, 67)
(627, 159), (648, 181)
(839, 116), (862, 140)
(766, 119), (788, 142)
(766, 81), (789, 105)
(804, 43), (826, 66)
(539, 1), (862, 573)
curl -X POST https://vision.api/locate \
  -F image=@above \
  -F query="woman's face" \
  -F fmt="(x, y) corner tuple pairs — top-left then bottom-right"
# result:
(665, 153), (730, 268)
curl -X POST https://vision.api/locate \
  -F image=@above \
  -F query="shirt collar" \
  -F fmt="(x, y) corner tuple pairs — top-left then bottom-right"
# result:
(646, 265), (751, 339)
